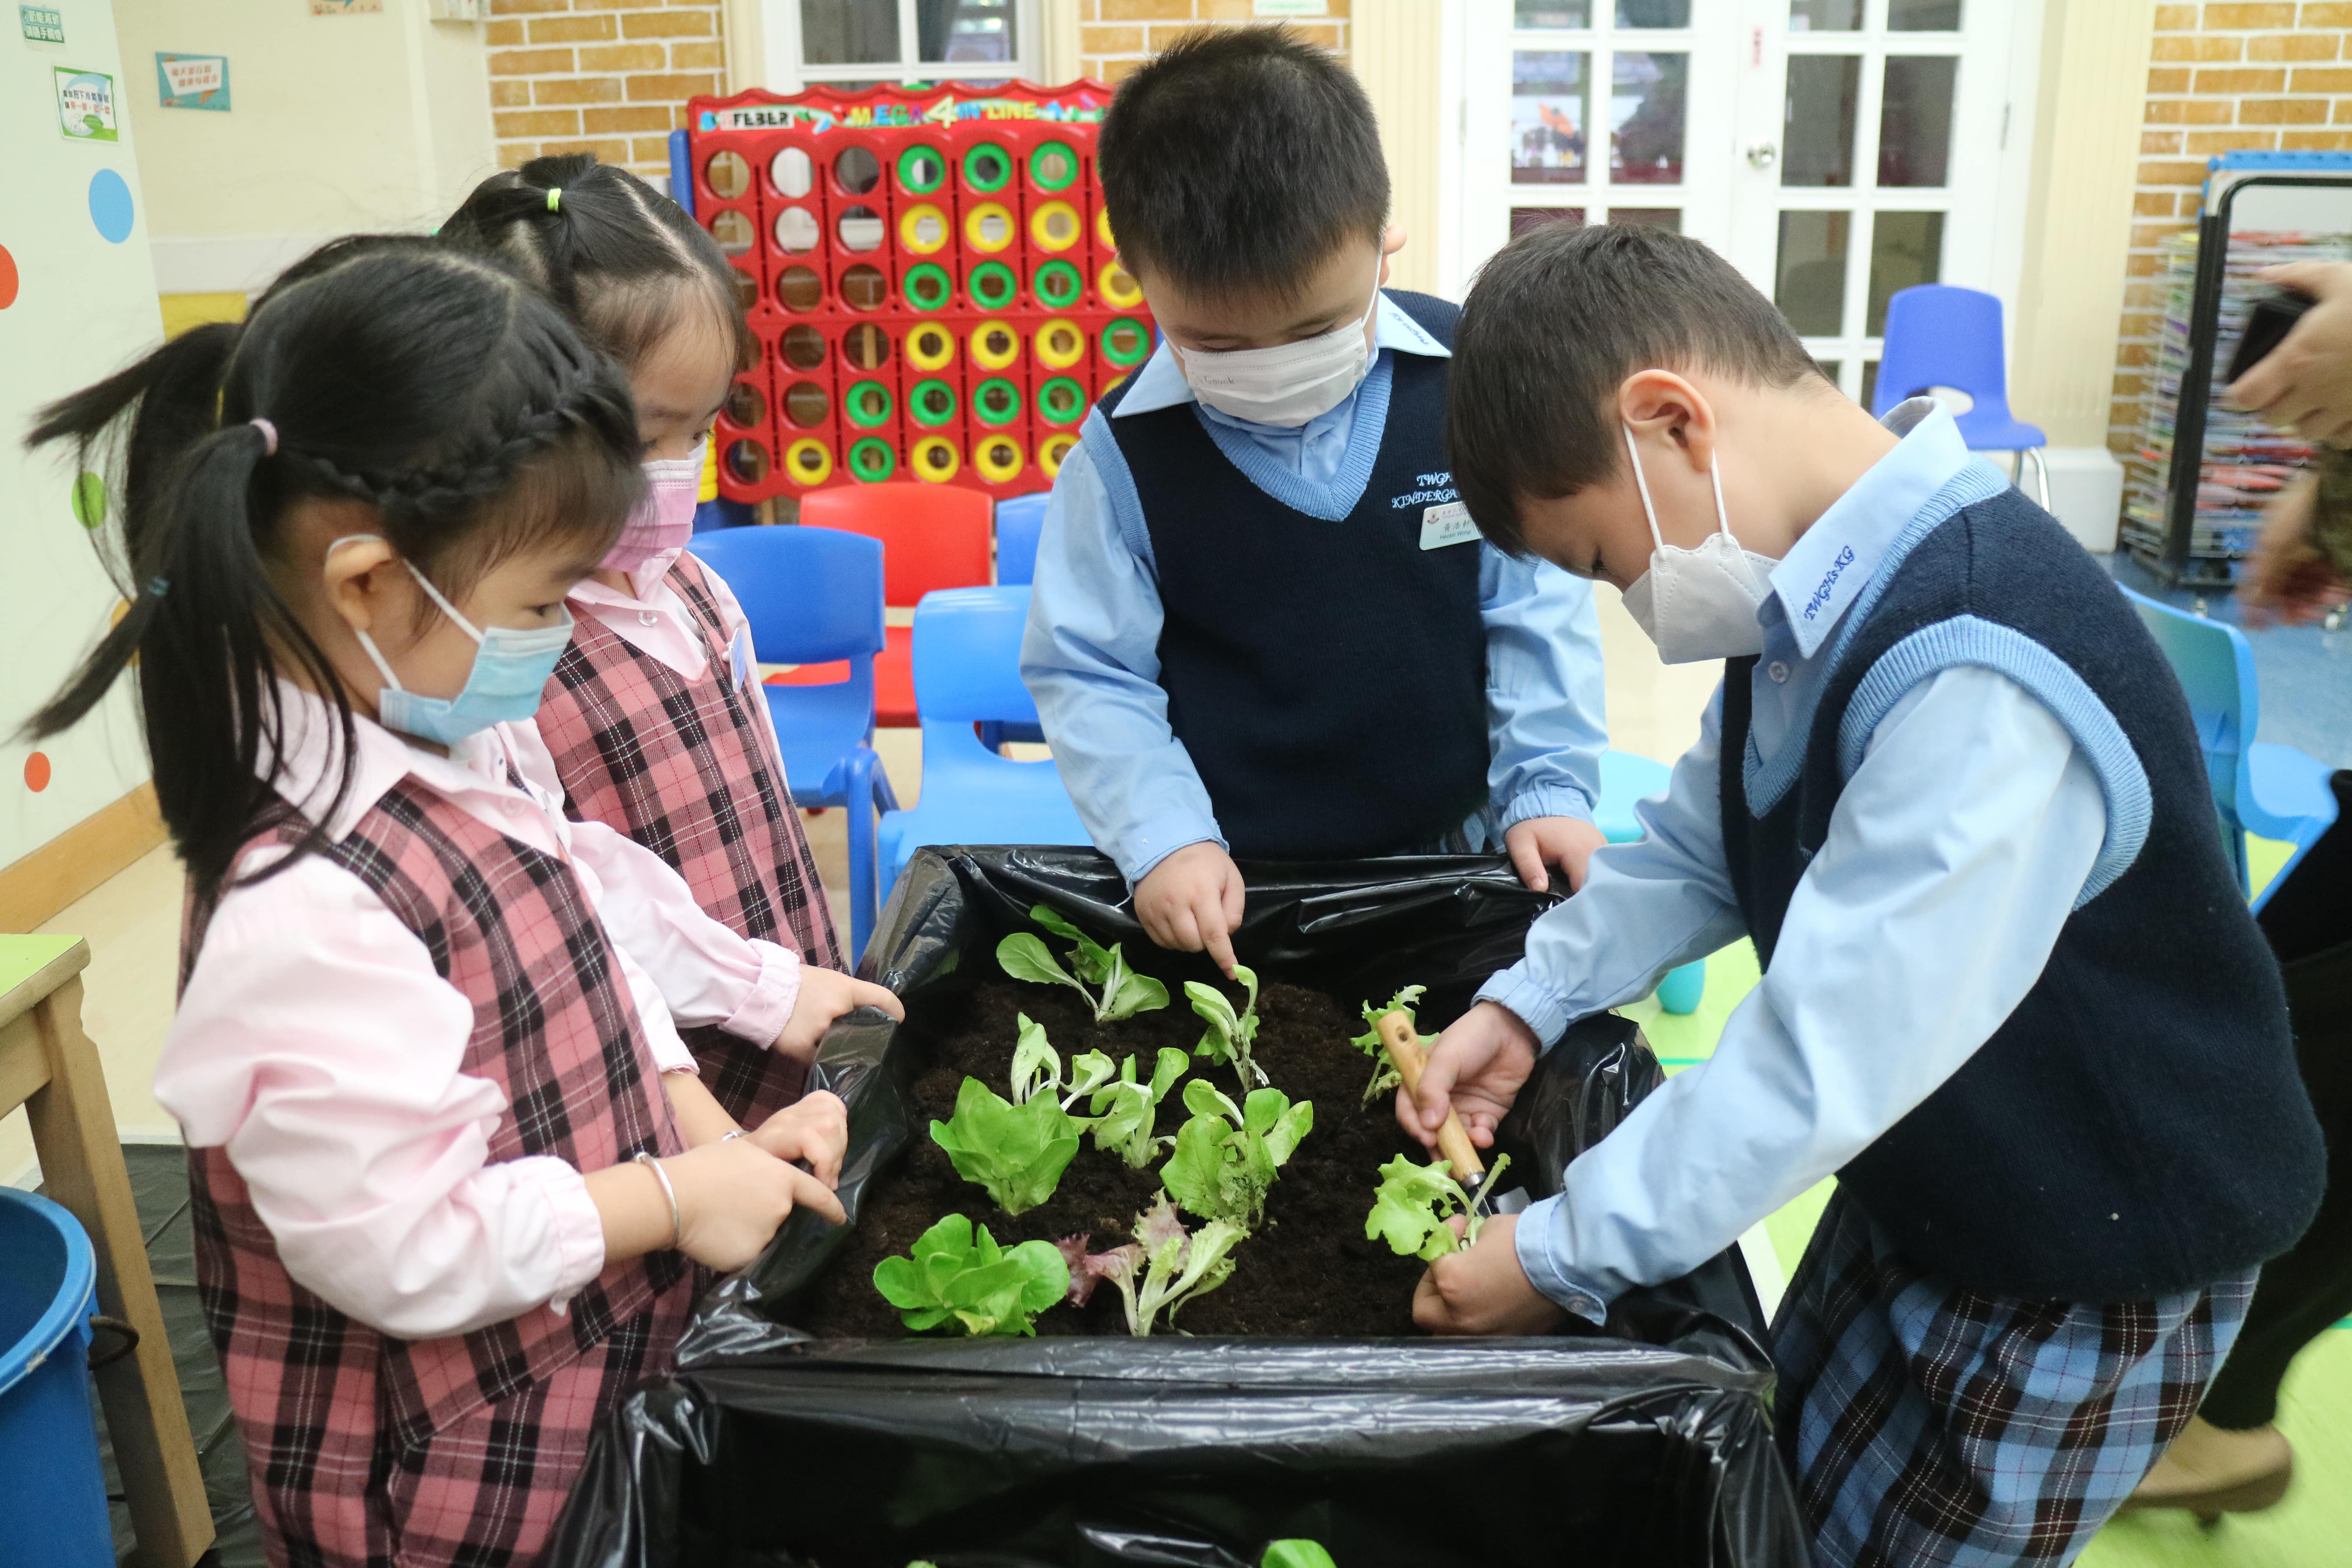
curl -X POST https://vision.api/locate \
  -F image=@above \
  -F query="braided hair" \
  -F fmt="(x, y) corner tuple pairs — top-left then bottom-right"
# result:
(22, 242), (643, 898)
(439, 154), (755, 379)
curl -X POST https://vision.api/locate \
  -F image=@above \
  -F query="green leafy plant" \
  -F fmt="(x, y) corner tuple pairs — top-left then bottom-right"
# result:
(1065, 1193), (1245, 1336)
(1084, 1045), (1192, 1167)
(1350, 984), (1431, 1105)
(1007, 1014), (1116, 1111)
(1261, 1544), (1339, 1568)
(996, 905), (1169, 1022)
(1185, 964), (1267, 1089)
(1160, 1078), (1312, 1230)
(1363, 1152), (1513, 1262)
(930, 1075), (1081, 1216)
(872, 1213), (1071, 1336)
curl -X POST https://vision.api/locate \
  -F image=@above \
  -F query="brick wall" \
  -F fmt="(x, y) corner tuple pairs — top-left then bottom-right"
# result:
(488, 0), (726, 176)
(1079, 0), (1348, 84)
(2109, 3), (2352, 453)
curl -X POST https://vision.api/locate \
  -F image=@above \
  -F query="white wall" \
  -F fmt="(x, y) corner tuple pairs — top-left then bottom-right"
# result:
(111, 0), (497, 293)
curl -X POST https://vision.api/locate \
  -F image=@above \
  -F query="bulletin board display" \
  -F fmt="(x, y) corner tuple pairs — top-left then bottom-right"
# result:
(685, 81), (1151, 506)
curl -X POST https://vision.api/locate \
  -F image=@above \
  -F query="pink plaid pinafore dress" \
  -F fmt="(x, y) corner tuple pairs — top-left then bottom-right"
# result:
(184, 780), (697, 1568)
(537, 550), (840, 1126)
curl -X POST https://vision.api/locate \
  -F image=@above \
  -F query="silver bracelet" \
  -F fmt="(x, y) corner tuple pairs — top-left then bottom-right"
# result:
(719, 1129), (749, 1142)
(632, 1151), (682, 1249)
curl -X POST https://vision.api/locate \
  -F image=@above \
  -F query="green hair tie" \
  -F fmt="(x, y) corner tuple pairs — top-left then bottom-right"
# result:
(545, 187), (561, 212)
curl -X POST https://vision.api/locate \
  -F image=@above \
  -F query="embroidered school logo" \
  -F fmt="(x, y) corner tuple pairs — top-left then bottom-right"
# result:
(1391, 470), (1458, 510)
(1804, 545), (1857, 621)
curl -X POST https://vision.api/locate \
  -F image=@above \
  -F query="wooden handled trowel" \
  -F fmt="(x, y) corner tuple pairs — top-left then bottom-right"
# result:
(1375, 1009), (1494, 1216)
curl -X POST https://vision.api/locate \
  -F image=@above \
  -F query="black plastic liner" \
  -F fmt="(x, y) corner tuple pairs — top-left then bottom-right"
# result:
(550, 848), (1809, 1568)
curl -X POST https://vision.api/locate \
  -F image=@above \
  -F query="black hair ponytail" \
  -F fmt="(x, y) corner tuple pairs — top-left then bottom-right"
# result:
(439, 153), (755, 373)
(23, 244), (643, 900)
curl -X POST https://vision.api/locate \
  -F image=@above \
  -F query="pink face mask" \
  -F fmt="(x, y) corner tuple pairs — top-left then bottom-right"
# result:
(601, 437), (706, 573)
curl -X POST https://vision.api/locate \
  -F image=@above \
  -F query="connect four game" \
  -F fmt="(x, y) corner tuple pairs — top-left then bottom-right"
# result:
(680, 81), (1152, 508)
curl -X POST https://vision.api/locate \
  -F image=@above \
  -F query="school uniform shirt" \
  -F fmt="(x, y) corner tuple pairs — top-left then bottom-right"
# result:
(158, 684), (799, 1342)
(1020, 294), (1609, 884)
(1485, 401), (2112, 1321)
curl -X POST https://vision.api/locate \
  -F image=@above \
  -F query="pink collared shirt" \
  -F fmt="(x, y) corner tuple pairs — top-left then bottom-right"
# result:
(157, 686), (800, 1341)
(567, 550), (733, 683)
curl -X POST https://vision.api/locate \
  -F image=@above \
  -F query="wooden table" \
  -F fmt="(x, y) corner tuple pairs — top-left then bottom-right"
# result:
(2, 934), (213, 1568)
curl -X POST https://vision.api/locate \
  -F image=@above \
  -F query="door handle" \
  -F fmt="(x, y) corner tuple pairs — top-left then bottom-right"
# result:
(1747, 142), (1778, 169)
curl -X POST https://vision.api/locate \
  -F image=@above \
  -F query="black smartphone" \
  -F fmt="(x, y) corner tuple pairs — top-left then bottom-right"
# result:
(2228, 289), (2317, 385)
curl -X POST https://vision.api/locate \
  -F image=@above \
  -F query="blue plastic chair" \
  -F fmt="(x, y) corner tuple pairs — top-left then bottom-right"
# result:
(994, 492), (1049, 586)
(1594, 750), (1706, 1015)
(2120, 585), (2337, 907)
(687, 526), (900, 959)
(1872, 285), (2050, 508)
(878, 586), (1090, 911)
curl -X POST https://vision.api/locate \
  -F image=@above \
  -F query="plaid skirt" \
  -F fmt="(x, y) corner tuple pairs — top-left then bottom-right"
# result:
(1773, 1189), (2255, 1568)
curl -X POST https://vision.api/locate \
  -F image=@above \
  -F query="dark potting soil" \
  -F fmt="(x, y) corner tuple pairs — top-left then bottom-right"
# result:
(791, 977), (1438, 1338)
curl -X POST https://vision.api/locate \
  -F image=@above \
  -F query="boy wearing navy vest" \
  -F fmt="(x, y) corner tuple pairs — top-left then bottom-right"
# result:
(1021, 28), (1609, 972)
(1403, 224), (2323, 1568)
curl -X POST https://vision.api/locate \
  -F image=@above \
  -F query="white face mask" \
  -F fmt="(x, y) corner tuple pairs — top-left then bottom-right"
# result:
(1616, 423), (1780, 664)
(1172, 256), (1382, 428)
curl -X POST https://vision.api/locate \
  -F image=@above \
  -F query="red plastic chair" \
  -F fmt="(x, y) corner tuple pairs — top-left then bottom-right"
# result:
(775, 484), (995, 726)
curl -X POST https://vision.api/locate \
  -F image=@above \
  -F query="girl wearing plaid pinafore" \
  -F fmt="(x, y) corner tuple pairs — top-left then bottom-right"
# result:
(442, 156), (846, 1132)
(25, 244), (880, 1567)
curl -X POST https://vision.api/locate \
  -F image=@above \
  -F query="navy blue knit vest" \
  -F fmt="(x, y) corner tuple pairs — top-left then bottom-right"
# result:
(1721, 486), (2323, 1300)
(1095, 292), (1486, 858)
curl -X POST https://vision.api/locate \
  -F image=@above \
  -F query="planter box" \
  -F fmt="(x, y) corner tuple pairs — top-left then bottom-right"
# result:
(552, 849), (1808, 1568)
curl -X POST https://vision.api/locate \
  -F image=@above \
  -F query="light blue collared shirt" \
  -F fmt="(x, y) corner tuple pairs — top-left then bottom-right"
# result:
(1484, 402), (2112, 1321)
(1020, 294), (1609, 884)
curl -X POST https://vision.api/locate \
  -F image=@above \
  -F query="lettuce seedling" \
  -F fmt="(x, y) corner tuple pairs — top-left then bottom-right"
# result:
(1007, 1014), (1114, 1111)
(872, 1213), (1072, 1336)
(1350, 984), (1432, 1105)
(1160, 1078), (1313, 1230)
(1185, 964), (1267, 1089)
(1083, 1045), (1192, 1168)
(1363, 1151), (1514, 1262)
(930, 1075), (1081, 1216)
(996, 905), (1169, 1022)
(1078, 1194), (1245, 1336)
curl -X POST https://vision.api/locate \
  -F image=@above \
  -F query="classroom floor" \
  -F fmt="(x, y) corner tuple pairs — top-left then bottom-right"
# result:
(18, 562), (2351, 1566)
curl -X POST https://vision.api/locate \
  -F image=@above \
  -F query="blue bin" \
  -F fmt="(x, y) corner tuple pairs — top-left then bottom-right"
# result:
(0, 1187), (114, 1568)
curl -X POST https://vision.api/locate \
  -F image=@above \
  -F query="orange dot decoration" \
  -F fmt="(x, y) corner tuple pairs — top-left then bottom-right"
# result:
(24, 752), (53, 793)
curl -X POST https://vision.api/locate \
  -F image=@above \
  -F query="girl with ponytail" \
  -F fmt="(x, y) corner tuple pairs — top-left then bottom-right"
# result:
(439, 156), (853, 1131)
(22, 243), (895, 1568)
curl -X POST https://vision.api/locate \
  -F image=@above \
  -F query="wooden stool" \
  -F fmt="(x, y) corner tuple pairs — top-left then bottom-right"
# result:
(1, 935), (212, 1568)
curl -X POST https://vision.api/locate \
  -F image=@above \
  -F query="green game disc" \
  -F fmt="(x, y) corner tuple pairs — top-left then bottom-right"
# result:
(848, 437), (897, 481)
(1100, 317), (1152, 368)
(1028, 140), (1080, 192)
(1032, 259), (1083, 309)
(909, 378), (959, 428)
(972, 377), (1024, 428)
(1037, 376), (1087, 426)
(967, 260), (1018, 311)
(902, 262), (951, 312)
(896, 145), (946, 194)
(960, 142), (1012, 193)
(844, 379), (894, 429)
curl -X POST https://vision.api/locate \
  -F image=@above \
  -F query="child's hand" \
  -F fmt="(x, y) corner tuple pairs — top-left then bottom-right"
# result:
(774, 966), (904, 1061)
(1399, 1001), (1538, 1151)
(1414, 1214), (1569, 1336)
(1504, 815), (1607, 894)
(1135, 841), (1246, 976)
(746, 1091), (849, 1187)
(2241, 474), (2344, 628)
(666, 1138), (846, 1272)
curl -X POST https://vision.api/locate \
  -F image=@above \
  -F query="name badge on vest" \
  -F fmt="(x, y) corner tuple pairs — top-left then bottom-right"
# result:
(1419, 501), (1480, 552)
(728, 625), (755, 692)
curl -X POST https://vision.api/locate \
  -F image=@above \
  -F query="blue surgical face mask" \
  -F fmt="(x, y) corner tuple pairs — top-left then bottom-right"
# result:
(332, 535), (573, 746)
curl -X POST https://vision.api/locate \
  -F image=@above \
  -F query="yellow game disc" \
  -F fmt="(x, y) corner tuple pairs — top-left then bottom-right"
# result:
(905, 321), (957, 372)
(963, 201), (1016, 254)
(911, 435), (961, 483)
(970, 319), (1022, 371)
(784, 438), (833, 486)
(1039, 432), (1078, 479)
(1094, 207), (1116, 249)
(1033, 317), (1085, 370)
(1096, 260), (1142, 309)
(897, 202), (951, 255)
(973, 434), (1026, 485)
(1028, 200), (1082, 253)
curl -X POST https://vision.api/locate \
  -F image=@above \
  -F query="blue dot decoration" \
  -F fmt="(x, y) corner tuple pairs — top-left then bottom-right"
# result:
(87, 169), (134, 244)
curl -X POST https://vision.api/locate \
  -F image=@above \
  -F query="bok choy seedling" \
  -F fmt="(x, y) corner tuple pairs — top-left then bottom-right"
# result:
(1160, 1078), (1312, 1231)
(1007, 1014), (1115, 1112)
(1185, 964), (1266, 1090)
(1363, 1152), (1513, 1262)
(1083, 1045), (1192, 1168)
(1064, 1193), (1245, 1336)
(871, 1213), (1071, 1336)
(929, 1075), (1081, 1216)
(996, 905), (1169, 1022)
(1350, 984), (1432, 1105)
